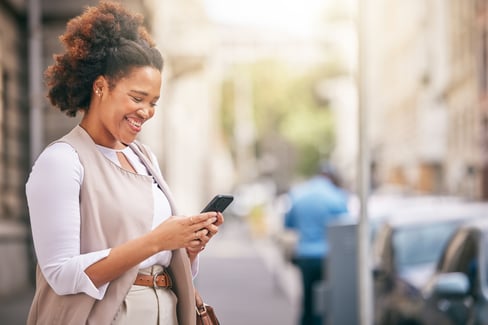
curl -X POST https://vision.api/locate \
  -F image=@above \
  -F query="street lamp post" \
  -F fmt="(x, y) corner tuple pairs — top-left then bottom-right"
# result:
(357, 0), (373, 324)
(28, 0), (43, 163)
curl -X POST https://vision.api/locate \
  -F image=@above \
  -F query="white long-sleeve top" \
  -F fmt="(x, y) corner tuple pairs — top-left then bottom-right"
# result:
(26, 142), (198, 300)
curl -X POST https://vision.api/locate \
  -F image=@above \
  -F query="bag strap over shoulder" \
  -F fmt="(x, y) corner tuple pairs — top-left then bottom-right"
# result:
(128, 141), (176, 211)
(128, 141), (158, 179)
(130, 141), (219, 325)
(129, 141), (197, 324)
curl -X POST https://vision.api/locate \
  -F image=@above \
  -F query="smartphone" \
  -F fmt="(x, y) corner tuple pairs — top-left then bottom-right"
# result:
(201, 194), (234, 213)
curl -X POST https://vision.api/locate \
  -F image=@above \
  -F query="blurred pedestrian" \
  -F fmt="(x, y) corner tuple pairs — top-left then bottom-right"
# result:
(284, 162), (349, 325)
(25, 2), (223, 324)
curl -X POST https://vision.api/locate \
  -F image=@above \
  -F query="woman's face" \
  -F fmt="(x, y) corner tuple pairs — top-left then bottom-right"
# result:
(84, 66), (162, 149)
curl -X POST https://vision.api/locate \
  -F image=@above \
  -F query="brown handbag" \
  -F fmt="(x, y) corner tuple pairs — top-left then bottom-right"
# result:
(195, 290), (220, 325)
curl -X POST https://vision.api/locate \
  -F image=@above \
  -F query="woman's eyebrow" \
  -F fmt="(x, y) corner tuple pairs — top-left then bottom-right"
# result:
(129, 90), (149, 96)
(129, 90), (160, 99)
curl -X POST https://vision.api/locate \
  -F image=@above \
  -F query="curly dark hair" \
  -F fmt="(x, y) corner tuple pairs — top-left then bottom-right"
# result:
(45, 1), (163, 117)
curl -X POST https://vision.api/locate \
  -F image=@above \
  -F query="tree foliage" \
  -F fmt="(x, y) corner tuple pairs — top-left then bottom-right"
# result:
(220, 59), (336, 180)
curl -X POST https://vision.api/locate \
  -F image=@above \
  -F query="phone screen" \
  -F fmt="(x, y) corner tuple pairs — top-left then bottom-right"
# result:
(201, 194), (234, 213)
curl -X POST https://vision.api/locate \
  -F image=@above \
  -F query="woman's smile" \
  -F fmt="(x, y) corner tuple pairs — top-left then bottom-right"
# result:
(125, 116), (144, 133)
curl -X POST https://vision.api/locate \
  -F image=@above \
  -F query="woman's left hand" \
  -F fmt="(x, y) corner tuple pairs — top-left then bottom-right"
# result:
(186, 212), (224, 258)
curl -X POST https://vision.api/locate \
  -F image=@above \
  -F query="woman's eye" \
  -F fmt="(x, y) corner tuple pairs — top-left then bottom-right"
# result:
(131, 96), (142, 103)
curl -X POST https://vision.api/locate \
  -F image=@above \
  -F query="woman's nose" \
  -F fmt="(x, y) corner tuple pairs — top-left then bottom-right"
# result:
(137, 106), (153, 119)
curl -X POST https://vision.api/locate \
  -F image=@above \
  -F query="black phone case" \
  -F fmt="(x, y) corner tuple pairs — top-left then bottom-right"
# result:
(201, 194), (234, 213)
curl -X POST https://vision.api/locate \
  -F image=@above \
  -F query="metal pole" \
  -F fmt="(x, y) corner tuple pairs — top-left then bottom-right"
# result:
(28, 0), (43, 163)
(357, 0), (373, 324)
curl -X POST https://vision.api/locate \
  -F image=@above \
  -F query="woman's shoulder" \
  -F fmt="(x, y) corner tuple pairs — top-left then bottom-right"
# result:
(31, 142), (82, 176)
(26, 142), (84, 192)
(41, 141), (79, 160)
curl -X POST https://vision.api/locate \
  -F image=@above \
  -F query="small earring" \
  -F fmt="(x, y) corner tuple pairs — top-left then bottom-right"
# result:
(95, 89), (102, 97)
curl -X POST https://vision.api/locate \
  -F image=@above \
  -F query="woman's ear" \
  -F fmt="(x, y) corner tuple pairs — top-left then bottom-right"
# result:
(92, 75), (108, 97)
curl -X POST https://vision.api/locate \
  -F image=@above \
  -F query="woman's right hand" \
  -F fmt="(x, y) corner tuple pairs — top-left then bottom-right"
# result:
(151, 212), (218, 251)
(84, 212), (217, 288)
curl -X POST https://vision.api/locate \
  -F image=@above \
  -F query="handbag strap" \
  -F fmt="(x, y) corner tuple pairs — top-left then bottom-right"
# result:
(195, 289), (213, 325)
(128, 141), (177, 212)
(195, 289), (205, 309)
(195, 289), (207, 315)
(131, 141), (213, 324)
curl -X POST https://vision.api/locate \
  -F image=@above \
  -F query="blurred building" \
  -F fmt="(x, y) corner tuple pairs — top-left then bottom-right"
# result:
(366, 0), (450, 194)
(478, 0), (488, 198)
(0, 0), (31, 298)
(342, 0), (488, 200)
(444, 0), (481, 198)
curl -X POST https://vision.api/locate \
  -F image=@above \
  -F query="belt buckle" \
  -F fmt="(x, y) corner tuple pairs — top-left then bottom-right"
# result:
(153, 271), (163, 288)
(153, 270), (171, 289)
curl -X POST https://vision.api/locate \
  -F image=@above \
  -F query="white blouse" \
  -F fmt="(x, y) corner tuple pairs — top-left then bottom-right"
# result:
(26, 142), (197, 300)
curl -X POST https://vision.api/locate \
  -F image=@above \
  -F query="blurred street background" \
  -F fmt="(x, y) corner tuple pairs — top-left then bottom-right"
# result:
(1, 0), (488, 324)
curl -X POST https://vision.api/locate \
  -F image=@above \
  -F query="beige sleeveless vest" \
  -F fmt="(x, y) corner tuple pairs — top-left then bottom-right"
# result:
(27, 125), (195, 325)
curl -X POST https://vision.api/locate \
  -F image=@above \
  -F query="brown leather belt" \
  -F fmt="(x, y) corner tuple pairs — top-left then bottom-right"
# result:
(134, 271), (172, 288)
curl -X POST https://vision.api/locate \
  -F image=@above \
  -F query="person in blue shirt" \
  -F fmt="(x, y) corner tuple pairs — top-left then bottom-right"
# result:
(285, 163), (349, 325)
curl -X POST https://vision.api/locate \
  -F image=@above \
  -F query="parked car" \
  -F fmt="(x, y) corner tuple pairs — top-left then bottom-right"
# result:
(415, 216), (488, 325)
(372, 202), (487, 325)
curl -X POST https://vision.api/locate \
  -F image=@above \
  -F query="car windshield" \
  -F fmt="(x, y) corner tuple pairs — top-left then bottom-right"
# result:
(393, 221), (458, 270)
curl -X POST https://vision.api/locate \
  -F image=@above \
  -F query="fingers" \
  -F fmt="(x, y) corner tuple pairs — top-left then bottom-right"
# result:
(205, 223), (219, 237)
(188, 231), (209, 252)
(187, 227), (207, 246)
(214, 212), (224, 226)
(187, 212), (217, 228)
(184, 211), (223, 251)
(189, 227), (212, 246)
(194, 227), (209, 239)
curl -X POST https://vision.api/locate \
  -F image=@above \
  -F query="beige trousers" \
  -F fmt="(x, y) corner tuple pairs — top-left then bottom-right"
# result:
(113, 265), (178, 325)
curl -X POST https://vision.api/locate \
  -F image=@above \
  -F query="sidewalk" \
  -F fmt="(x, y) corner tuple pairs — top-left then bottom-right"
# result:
(0, 219), (299, 325)
(195, 218), (300, 325)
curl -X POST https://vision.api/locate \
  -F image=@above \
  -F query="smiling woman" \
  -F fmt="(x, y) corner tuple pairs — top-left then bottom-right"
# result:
(25, 1), (224, 324)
